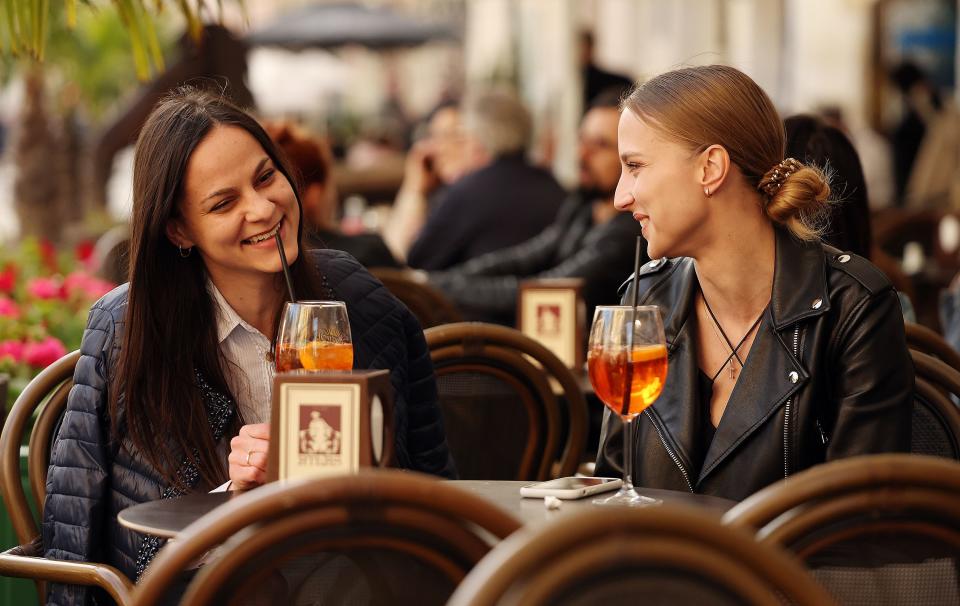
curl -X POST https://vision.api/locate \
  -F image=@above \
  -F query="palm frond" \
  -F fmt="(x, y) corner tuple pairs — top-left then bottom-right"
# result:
(1, 1), (243, 80)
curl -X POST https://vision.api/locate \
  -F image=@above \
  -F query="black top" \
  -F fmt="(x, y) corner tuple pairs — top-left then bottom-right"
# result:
(696, 370), (718, 476)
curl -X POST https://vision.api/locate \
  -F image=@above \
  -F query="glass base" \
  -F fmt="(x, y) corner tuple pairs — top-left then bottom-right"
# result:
(592, 486), (661, 507)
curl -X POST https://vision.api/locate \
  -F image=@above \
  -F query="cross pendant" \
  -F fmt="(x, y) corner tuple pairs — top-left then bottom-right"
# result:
(728, 363), (737, 380)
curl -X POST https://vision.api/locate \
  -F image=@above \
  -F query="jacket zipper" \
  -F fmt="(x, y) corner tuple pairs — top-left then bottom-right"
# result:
(649, 413), (694, 492)
(783, 324), (800, 478)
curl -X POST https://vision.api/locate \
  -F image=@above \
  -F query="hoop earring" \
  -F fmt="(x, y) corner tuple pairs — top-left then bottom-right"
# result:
(704, 187), (711, 197)
(178, 245), (192, 258)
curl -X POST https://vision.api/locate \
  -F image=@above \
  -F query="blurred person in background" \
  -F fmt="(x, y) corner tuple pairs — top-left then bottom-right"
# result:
(384, 101), (481, 261)
(784, 113), (915, 322)
(405, 89), (565, 271)
(265, 120), (400, 268)
(580, 30), (633, 108)
(426, 89), (643, 325)
(888, 61), (943, 205)
(596, 65), (912, 501)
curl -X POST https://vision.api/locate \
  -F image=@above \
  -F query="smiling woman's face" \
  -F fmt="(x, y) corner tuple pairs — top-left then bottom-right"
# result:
(167, 124), (300, 287)
(613, 109), (710, 260)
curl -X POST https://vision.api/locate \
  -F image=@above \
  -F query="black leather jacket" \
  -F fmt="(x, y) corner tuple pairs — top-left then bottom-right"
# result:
(596, 228), (913, 501)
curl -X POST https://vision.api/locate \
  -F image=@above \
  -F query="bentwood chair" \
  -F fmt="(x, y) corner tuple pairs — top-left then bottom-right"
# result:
(370, 267), (463, 328)
(0, 350), (134, 606)
(906, 322), (960, 372)
(424, 322), (588, 481)
(724, 454), (960, 606)
(134, 470), (523, 606)
(910, 351), (960, 460)
(448, 506), (835, 606)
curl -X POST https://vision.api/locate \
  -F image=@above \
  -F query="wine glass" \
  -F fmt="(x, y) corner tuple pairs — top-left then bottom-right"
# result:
(587, 305), (667, 506)
(274, 301), (353, 372)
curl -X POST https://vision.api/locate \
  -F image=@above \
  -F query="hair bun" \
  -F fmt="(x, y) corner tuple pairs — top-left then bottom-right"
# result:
(759, 158), (831, 240)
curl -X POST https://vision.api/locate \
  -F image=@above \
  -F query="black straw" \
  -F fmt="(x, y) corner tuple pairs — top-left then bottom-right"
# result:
(620, 236), (644, 416)
(631, 236), (642, 310)
(275, 232), (297, 302)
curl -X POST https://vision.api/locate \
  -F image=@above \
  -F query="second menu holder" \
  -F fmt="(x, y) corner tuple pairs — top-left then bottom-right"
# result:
(267, 370), (395, 482)
(517, 278), (586, 370)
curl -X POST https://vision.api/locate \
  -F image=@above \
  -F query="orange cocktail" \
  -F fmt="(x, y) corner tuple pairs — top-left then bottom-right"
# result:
(588, 343), (668, 417)
(274, 301), (353, 372)
(298, 341), (354, 371)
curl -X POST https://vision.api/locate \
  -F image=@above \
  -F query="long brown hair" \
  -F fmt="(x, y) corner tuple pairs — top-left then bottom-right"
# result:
(114, 87), (324, 490)
(622, 65), (830, 240)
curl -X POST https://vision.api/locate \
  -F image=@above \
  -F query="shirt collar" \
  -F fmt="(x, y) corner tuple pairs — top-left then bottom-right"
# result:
(207, 280), (266, 344)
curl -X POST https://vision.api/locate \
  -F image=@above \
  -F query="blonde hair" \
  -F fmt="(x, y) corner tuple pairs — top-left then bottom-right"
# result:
(622, 65), (830, 240)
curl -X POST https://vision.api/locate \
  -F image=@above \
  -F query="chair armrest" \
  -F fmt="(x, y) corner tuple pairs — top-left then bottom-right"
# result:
(0, 539), (134, 606)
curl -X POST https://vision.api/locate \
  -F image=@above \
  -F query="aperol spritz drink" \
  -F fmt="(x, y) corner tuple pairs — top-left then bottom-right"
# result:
(275, 301), (353, 372)
(588, 305), (667, 506)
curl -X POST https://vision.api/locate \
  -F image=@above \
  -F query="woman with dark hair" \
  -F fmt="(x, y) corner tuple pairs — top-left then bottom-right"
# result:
(596, 65), (913, 502)
(42, 87), (455, 604)
(784, 113), (916, 322)
(784, 114), (872, 257)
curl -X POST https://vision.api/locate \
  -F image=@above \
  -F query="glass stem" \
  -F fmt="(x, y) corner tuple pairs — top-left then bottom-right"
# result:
(623, 415), (634, 491)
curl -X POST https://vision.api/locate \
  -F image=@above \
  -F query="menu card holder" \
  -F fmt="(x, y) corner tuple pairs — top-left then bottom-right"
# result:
(517, 278), (586, 370)
(267, 370), (394, 483)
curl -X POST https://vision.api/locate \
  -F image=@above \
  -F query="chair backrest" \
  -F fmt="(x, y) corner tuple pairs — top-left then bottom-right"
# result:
(370, 268), (463, 328)
(910, 349), (960, 460)
(723, 454), (960, 605)
(133, 470), (523, 606)
(424, 322), (588, 481)
(0, 374), (7, 426)
(448, 506), (835, 606)
(906, 322), (960, 371)
(0, 350), (80, 545)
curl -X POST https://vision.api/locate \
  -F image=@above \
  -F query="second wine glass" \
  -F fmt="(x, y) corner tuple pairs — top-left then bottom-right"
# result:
(275, 301), (353, 372)
(587, 305), (668, 506)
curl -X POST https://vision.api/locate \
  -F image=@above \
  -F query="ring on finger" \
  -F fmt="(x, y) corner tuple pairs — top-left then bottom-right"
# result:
(245, 450), (257, 466)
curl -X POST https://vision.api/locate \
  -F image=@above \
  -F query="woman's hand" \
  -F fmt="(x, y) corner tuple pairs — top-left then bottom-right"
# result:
(229, 423), (270, 490)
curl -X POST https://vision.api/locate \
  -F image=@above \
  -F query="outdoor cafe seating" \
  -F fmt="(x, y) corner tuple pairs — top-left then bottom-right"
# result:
(2, 328), (960, 604)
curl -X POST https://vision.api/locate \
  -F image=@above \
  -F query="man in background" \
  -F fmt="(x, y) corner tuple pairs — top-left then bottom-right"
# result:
(406, 90), (565, 271)
(426, 90), (643, 325)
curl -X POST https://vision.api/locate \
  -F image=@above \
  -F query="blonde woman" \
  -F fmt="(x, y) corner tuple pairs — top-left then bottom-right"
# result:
(596, 65), (912, 501)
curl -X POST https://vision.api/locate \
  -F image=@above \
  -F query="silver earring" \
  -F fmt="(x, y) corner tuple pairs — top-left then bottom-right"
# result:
(178, 245), (192, 258)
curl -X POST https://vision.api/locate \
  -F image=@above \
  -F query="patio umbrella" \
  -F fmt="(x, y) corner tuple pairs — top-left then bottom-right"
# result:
(246, 2), (459, 50)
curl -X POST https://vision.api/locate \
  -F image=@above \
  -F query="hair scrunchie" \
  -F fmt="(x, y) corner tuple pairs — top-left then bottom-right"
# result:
(758, 157), (804, 198)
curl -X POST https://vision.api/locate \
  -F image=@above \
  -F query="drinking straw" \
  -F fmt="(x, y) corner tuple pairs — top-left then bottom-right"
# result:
(275, 232), (297, 302)
(620, 236), (643, 416)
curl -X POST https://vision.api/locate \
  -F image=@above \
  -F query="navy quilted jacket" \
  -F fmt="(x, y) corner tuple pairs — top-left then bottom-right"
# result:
(41, 249), (456, 605)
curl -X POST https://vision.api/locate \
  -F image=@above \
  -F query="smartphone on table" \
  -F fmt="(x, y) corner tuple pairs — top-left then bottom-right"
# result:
(519, 477), (623, 500)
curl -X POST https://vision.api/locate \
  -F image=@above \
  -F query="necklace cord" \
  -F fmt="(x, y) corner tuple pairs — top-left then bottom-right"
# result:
(701, 293), (765, 382)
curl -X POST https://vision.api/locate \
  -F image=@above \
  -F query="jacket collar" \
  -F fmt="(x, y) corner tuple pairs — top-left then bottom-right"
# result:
(769, 227), (831, 329)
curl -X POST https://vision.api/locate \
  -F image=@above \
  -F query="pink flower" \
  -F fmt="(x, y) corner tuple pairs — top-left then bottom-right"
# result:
(26, 276), (64, 300)
(23, 336), (68, 368)
(0, 339), (25, 363)
(0, 264), (15, 293)
(63, 271), (115, 301)
(0, 296), (19, 318)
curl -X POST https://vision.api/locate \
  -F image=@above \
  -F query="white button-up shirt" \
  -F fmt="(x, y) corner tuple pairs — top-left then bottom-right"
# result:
(208, 281), (275, 425)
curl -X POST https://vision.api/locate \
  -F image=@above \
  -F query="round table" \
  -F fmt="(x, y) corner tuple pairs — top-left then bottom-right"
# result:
(118, 480), (735, 539)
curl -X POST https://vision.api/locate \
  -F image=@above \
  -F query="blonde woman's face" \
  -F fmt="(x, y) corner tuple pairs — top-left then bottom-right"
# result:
(613, 110), (709, 260)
